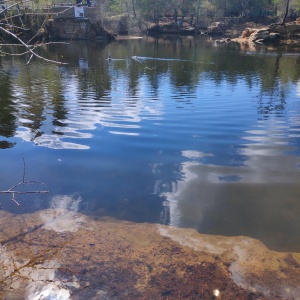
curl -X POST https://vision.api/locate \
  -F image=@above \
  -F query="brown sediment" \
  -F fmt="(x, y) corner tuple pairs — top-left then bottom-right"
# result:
(0, 209), (299, 300)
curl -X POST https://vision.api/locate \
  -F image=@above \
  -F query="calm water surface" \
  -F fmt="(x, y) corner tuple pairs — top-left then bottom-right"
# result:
(1, 37), (300, 251)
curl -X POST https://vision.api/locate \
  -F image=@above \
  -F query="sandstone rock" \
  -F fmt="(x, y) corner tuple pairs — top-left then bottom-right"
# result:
(241, 28), (256, 38)
(234, 22), (300, 45)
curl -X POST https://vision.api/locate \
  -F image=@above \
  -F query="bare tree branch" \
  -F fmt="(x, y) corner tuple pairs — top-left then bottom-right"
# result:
(0, 2), (73, 64)
(0, 157), (49, 206)
(0, 25), (68, 64)
(0, 190), (49, 194)
(0, 22), (31, 31)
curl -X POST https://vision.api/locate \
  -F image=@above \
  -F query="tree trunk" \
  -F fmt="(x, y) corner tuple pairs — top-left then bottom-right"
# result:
(154, 0), (159, 26)
(125, 1), (130, 18)
(174, 8), (178, 23)
(131, 0), (136, 18)
(196, 1), (200, 25)
(281, 0), (290, 25)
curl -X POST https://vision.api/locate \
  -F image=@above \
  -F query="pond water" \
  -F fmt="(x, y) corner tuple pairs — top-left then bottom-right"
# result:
(1, 37), (300, 252)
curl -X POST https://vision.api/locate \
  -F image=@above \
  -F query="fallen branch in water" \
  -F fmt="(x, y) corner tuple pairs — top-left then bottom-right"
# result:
(0, 156), (49, 206)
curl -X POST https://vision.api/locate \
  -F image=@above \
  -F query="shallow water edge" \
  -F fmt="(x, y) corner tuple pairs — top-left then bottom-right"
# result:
(0, 208), (299, 300)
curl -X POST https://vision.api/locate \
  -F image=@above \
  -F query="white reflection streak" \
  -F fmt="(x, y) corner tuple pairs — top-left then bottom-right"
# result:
(182, 150), (213, 159)
(26, 260), (71, 300)
(33, 195), (84, 297)
(297, 80), (300, 98)
(162, 116), (300, 228)
(50, 193), (82, 211)
(14, 70), (164, 146)
(16, 130), (90, 150)
(40, 194), (86, 233)
(109, 131), (139, 136)
(240, 118), (300, 184)
(162, 161), (207, 227)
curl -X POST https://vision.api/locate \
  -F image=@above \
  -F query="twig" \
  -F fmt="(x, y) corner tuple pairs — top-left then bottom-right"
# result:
(0, 157), (49, 206)
(0, 5), (75, 23)
(26, 52), (34, 64)
(1, 190), (49, 194)
(0, 42), (71, 58)
(70, 28), (78, 43)
(0, 22), (31, 31)
(0, 0), (32, 15)
(0, 49), (31, 56)
(0, 25), (68, 64)
(8, 180), (46, 191)
(0, 41), (70, 47)
(27, 7), (51, 45)
(0, 4), (73, 64)
(12, 194), (20, 206)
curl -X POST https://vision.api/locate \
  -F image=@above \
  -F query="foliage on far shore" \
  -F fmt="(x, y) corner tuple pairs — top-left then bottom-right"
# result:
(102, 0), (300, 27)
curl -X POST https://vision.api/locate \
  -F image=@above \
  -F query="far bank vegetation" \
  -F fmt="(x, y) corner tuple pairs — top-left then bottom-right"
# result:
(1, 0), (300, 59)
(1, 0), (300, 37)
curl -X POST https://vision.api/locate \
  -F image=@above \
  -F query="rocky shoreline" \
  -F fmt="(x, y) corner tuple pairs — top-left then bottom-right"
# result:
(144, 17), (300, 47)
(232, 20), (300, 46)
(0, 208), (299, 300)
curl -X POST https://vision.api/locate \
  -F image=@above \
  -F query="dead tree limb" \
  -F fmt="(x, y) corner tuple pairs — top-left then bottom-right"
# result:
(0, 3), (73, 64)
(0, 25), (68, 64)
(0, 156), (49, 206)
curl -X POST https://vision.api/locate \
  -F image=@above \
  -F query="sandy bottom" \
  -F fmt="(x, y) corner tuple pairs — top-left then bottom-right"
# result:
(0, 208), (299, 300)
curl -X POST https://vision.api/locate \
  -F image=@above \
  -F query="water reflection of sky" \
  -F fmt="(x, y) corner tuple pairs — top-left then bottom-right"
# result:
(161, 114), (300, 251)
(1, 40), (300, 252)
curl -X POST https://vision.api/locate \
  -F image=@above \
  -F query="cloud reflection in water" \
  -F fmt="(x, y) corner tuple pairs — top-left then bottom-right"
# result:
(26, 260), (72, 300)
(162, 119), (300, 250)
(40, 194), (85, 233)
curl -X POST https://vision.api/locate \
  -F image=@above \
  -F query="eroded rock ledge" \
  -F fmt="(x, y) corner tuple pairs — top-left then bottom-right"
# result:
(0, 209), (299, 299)
(233, 20), (300, 46)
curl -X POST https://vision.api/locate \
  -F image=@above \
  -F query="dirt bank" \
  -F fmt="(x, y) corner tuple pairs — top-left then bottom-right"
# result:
(0, 208), (299, 299)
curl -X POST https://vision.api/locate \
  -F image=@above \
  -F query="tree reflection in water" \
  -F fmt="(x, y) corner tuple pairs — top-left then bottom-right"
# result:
(0, 38), (300, 252)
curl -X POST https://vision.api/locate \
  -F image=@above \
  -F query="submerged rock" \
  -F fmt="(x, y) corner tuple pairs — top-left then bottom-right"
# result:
(0, 209), (299, 299)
